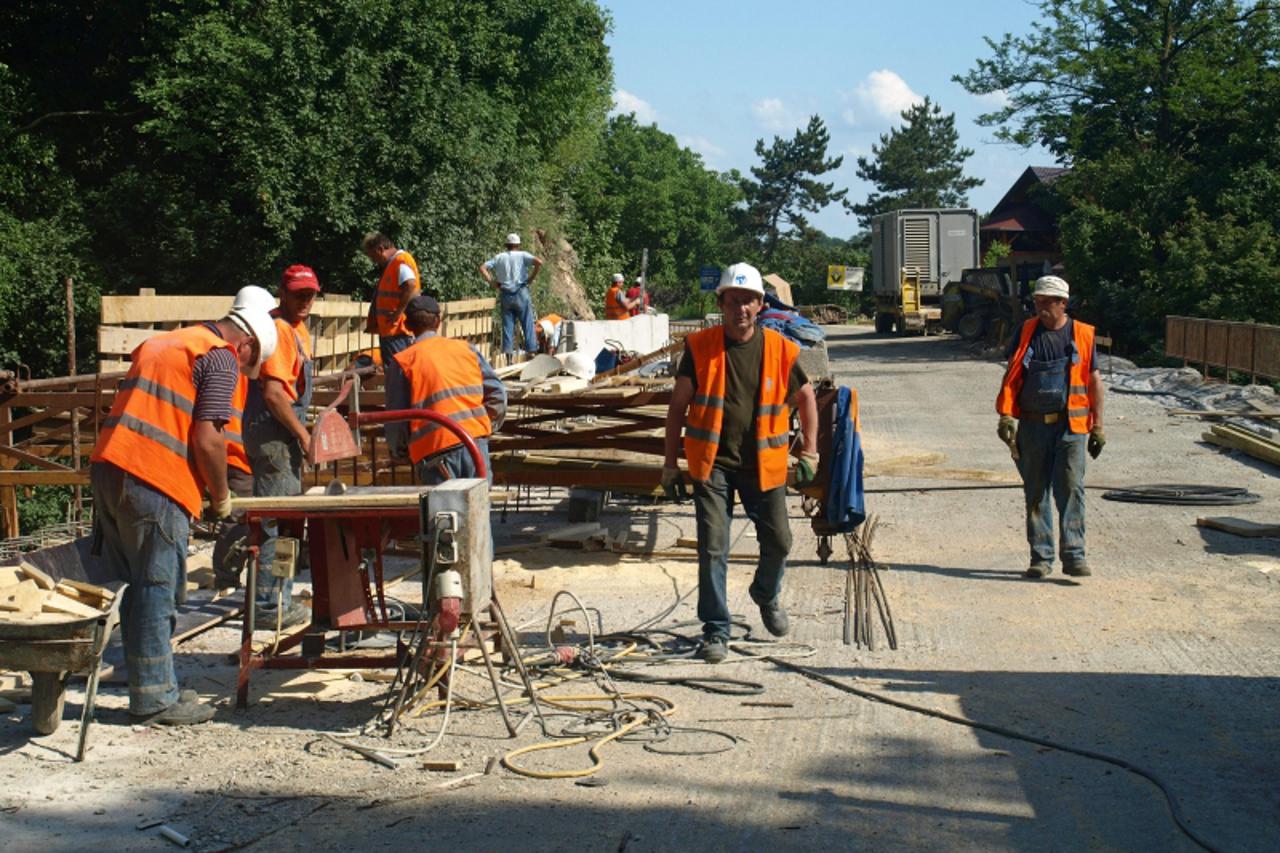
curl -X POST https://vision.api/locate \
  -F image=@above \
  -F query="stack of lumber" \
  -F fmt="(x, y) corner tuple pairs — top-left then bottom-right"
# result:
(1203, 422), (1280, 467)
(0, 563), (109, 623)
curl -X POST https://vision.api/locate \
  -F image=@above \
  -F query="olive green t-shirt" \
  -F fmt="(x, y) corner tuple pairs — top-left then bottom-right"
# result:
(676, 328), (809, 471)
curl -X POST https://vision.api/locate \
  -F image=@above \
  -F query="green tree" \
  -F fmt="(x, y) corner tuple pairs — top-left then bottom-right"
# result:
(956, 0), (1280, 351)
(568, 114), (741, 310)
(741, 116), (847, 262)
(848, 97), (982, 225)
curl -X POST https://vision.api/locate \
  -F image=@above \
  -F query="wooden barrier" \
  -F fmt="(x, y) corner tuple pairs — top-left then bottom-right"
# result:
(1166, 316), (1280, 382)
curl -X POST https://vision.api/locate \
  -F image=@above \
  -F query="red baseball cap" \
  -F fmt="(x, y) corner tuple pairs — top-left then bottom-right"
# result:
(281, 264), (321, 293)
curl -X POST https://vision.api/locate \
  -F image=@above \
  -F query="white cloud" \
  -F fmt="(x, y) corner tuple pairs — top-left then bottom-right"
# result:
(973, 89), (1011, 109)
(751, 97), (798, 132)
(612, 89), (657, 124)
(855, 69), (923, 121)
(679, 135), (726, 162)
(841, 107), (858, 127)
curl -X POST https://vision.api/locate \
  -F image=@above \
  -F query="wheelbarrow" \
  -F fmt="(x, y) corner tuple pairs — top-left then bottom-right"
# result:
(0, 582), (125, 761)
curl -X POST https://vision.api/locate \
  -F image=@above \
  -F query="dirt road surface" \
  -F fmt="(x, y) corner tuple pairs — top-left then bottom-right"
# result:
(3, 325), (1278, 851)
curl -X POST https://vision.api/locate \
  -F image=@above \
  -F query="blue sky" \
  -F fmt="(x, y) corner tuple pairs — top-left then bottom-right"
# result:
(602, 0), (1055, 239)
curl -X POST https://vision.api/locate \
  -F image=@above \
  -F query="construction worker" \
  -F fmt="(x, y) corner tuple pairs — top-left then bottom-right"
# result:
(393, 294), (506, 484)
(536, 313), (564, 354)
(242, 265), (318, 628)
(215, 286), (277, 590)
(662, 262), (819, 664)
(362, 231), (421, 460)
(479, 232), (542, 358)
(604, 273), (639, 320)
(997, 275), (1106, 579)
(626, 277), (650, 316)
(90, 303), (277, 725)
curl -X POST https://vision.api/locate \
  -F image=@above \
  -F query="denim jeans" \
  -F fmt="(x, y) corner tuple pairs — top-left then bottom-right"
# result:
(692, 466), (792, 641)
(499, 287), (537, 355)
(381, 334), (415, 460)
(91, 462), (188, 715)
(246, 431), (301, 609)
(1016, 418), (1088, 567)
(414, 437), (491, 486)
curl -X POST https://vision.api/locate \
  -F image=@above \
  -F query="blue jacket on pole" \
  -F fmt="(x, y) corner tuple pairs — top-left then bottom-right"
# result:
(826, 385), (866, 532)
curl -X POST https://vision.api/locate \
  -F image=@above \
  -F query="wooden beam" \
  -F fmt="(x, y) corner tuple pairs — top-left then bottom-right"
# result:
(0, 470), (89, 486)
(100, 294), (233, 324)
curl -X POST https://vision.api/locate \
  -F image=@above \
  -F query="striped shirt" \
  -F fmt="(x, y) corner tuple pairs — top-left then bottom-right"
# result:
(191, 322), (240, 424)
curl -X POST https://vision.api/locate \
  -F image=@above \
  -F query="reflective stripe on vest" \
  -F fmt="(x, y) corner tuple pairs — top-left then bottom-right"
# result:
(605, 284), (629, 320)
(226, 376), (251, 473)
(374, 250), (420, 338)
(393, 336), (492, 464)
(91, 325), (235, 517)
(996, 317), (1096, 434)
(683, 326), (799, 491)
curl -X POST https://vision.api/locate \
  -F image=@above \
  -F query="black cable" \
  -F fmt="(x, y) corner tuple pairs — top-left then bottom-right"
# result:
(1101, 484), (1260, 506)
(605, 667), (765, 696)
(732, 645), (1220, 853)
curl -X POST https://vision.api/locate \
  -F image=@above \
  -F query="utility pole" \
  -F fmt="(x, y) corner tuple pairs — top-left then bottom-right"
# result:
(65, 276), (82, 522)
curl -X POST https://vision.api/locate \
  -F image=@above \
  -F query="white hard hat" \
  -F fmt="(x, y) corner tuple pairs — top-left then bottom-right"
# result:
(505, 232), (521, 246)
(227, 304), (278, 379)
(232, 285), (276, 315)
(563, 350), (596, 380)
(1033, 275), (1070, 299)
(612, 273), (624, 283)
(716, 262), (765, 296)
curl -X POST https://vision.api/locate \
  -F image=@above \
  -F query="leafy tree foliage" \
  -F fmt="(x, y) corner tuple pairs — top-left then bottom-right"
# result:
(956, 0), (1280, 351)
(567, 114), (741, 310)
(848, 97), (982, 225)
(740, 116), (846, 262)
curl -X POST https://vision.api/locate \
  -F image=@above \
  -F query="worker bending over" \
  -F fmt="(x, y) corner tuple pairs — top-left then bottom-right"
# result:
(480, 232), (542, 358)
(242, 265), (318, 628)
(663, 263), (819, 664)
(997, 275), (1106, 579)
(363, 231), (421, 460)
(393, 294), (506, 484)
(91, 303), (277, 725)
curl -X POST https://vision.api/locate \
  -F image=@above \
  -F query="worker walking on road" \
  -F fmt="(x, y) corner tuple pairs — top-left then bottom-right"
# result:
(997, 275), (1106, 579)
(90, 303), (277, 725)
(479, 233), (542, 358)
(604, 273), (639, 320)
(362, 231), (421, 460)
(242, 265), (319, 627)
(394, 294), (506, 485)
(663, 262), (820, 664)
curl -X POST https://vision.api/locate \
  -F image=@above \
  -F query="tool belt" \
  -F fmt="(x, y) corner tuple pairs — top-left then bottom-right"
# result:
(1020, 410), (1065, 424)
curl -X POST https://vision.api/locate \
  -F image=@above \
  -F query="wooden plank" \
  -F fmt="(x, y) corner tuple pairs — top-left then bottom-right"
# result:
(0, 444), (72, 470)
(1195, 516), (1280, 538)
(98, 325), (161, 356)
(42, 591), (101, 618)
(19, 562), (57, 590)
(100, 294), (233, 324)
(0, 470), (90, 486)
(0, 580), (47, 614)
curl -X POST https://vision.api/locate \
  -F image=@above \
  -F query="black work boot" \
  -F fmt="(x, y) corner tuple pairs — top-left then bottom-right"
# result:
(759, 601), (790, 637)
(1063, 561), (1092, 577)
(1024, 561), (1053, 579)
(698, 636), (728, 664)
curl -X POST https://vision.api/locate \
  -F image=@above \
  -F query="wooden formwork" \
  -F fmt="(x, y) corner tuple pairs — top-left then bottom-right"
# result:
(1166, 316), (1280, 382)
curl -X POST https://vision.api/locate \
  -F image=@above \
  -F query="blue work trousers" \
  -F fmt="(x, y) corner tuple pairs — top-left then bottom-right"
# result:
(246, 431), (301, 609)
(381, 334), (415, 461)
(414, 437), (492, 486)
(692, 466), (792, 641)
(499, 287), (537, 355)
(1016, 418), (1088, 568)
(91, 462), (187, 716)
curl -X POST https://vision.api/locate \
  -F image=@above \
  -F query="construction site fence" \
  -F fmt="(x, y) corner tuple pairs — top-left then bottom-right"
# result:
(1165, 316), (1280, 382)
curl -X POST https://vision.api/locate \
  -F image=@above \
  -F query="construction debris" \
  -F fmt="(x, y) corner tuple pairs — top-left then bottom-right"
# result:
(0, 565), (108, 621)
(1195, 517), (1280, 538)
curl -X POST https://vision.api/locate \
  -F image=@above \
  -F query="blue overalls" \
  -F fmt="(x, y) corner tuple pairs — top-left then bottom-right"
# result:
(1015, 332), (1088, 569)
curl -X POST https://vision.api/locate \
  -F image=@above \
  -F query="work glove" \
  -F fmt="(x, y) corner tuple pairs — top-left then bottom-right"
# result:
(1088, 427), (1106, 459)
(204, 491), (235, 523)
(660, 466), (681, 499)
(795, 451), (820, 485)
(997, 415), (1017, 445)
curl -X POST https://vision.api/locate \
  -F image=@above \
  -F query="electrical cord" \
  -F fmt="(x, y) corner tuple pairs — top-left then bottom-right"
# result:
(730, 644), (1221, 853)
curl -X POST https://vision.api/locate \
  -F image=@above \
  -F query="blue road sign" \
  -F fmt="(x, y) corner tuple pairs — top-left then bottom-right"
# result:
(699, 265), (721, 292)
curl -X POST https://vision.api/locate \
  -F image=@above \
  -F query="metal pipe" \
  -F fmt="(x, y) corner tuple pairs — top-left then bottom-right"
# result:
(354, 409), (488, 478)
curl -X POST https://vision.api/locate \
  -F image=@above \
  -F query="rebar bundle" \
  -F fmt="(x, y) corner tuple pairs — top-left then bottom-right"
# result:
(842, 516), (897, 650)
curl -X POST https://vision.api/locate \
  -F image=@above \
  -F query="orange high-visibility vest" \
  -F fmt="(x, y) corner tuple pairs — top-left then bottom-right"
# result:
(997, 317), (1097, 433)
(393, 336), (493, 464)
(604, 284), (629, 320)
(91, 325), (236, 517)
(226, 375), (250, 474)
(373, 250), (420, 338)
(683, 327), (799, 491)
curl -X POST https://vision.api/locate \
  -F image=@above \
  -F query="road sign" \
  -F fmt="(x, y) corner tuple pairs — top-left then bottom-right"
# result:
(699, 265), (721, 292)
(827, 265), (865, 292)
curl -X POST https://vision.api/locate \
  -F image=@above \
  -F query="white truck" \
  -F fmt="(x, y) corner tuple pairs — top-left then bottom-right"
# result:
(870, 208), (980, 334)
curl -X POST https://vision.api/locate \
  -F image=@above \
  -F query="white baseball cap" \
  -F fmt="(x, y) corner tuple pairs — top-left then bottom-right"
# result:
(612, 273), (624, 283)
(505, 232), (521, 246)
(716, 262), (765, 296)
(1033, 275), (1070, 299)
